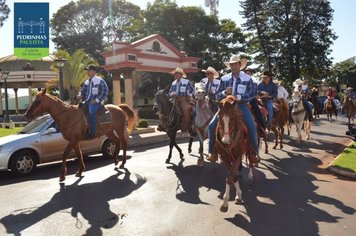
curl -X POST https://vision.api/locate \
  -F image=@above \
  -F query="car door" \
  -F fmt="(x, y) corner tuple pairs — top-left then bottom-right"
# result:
(40, 121), (68, 163)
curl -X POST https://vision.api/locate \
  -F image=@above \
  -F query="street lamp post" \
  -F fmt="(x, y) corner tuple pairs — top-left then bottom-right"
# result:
(1, 69), (11, 123)
(55, 57), (66, 100)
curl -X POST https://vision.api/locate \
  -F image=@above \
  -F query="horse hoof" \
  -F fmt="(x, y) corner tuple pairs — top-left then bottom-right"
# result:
(114, 160), (119, 166)
(165, 159), (170, 164)
(197, 159), (204, 167)
(273, 146), (277, 149)
(119, 164), (125, 169)
(280, 145), (283, 149)
(188, 148), (192, 154)
(220, 205), (228, 212)
(235, 199), (243, 205)
(59, 176), (65, 182)
(265, 150), (268, 154)
(75, 172), (82, 177)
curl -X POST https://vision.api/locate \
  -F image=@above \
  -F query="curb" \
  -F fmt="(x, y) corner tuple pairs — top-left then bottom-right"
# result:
(128, 130), (191, 148)
(327, 140), (356, 179)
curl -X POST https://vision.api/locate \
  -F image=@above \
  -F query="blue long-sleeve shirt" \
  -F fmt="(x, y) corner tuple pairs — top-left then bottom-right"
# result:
(169, 78), (195, 97)
(80, 75), (109, 104)
(257, 81), (278, 100)
(216, 71), (257, 102)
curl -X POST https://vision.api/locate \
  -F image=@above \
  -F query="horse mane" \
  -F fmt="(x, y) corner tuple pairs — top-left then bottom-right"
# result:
(44, 93), (75, 109)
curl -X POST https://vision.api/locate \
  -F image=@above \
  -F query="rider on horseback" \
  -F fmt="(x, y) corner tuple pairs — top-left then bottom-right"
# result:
(324, 87), (337, 111)
(293, 79), (313, 121)
(77, 65), (109, 139)
(200, 66), (220, 113)
(164, 67), (195, 136)
(207, 54), (260, 163)
(257, 71), (278, 129)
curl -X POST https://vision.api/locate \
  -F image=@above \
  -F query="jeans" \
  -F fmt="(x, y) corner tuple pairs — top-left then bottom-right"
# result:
(85, 102), (100, 135)
(264, 99), (273, 125)
(208, 103), (259, 154)
(302, 99), (313, 120)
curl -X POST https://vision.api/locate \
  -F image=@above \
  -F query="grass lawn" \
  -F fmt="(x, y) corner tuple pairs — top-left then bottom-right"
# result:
(0, 127), (23, 138)
(330, 142), (356, 173)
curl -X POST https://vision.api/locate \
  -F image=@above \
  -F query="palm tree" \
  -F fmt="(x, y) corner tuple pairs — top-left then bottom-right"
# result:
(49, 49), (97, 102)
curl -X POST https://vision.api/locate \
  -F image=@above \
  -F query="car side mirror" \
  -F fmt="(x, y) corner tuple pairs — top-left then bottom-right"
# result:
(43, 127), (57, 135)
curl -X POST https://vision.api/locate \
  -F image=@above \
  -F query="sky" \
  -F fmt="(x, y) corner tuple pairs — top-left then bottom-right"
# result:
(0, 0), (355, 64)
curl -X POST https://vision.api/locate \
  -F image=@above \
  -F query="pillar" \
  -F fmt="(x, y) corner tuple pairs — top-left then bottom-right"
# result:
(0, 86), (3, 115)
(112, 70), (122, 105)
(121, 68), (134, 109)
(13, 88), (19, 114)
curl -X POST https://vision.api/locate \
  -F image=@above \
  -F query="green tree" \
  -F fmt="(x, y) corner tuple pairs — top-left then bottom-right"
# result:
(50, 49), (97, 102)
(51, 0), (141, 63)
(0, 0), (10, 27)
(240, 0), (336, 87)
(332, 57), (356, 89)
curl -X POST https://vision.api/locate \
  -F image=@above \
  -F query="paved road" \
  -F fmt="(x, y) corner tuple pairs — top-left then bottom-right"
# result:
(0, 115), (355, 236)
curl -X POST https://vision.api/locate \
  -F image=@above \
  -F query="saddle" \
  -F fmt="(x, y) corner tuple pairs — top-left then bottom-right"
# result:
(79, 103), (112, 127)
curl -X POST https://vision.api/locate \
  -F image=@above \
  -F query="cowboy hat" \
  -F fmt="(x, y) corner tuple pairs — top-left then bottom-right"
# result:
(202, 66), (219, 79)
(223, 54), (248, 70)
(84, 65), (98, 72)
(170, 67), (186, 77)
(347, 87), (353, 91)
(293, 78), (303, 87)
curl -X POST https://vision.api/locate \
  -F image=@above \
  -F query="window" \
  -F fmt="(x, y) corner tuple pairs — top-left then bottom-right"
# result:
(191, 63), (197, 68)
(128, 54), (136, 61)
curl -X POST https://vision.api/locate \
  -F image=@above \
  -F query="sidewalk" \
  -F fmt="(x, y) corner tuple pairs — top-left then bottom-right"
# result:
(128, 125), (191, 148)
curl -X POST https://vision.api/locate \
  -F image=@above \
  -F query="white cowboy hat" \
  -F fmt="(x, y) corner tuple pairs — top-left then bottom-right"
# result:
(293, 78), (303, 88)
(223, 54), (248, 70)
(201, 66), (220, 79)
(170, 67), (186, 77)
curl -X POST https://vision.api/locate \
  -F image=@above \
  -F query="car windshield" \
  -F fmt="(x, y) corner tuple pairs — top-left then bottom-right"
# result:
(18, 116), (52, 134)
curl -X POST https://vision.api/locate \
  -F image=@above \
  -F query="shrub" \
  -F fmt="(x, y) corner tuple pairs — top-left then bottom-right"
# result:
(138, 119), (149, 128)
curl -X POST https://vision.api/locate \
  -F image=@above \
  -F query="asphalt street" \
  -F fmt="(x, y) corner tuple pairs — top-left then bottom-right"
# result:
(0, 115), (355, 236)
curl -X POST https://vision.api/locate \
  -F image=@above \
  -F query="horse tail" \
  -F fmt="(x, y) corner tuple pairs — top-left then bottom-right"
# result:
(119, 104), (136, 134)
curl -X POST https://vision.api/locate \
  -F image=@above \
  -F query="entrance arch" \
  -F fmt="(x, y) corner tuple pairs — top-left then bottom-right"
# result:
(101, 34), (201, 108)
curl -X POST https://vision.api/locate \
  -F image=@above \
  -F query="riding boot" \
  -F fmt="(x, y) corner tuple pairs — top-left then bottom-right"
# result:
(207, 151), (218, 162)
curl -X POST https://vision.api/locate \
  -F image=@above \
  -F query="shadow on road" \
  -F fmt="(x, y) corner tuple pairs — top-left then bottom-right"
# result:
(0, 168), (146, 236)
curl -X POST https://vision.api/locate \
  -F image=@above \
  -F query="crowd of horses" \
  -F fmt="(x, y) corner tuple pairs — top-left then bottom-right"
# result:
(24, 88), (356, 213)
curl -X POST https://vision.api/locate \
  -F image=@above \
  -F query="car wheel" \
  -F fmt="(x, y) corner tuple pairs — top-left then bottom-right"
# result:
(10, 150), (37, 175)
(102, 139), (115, 159)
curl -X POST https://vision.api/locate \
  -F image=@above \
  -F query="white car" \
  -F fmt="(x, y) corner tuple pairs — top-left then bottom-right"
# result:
(0, 114), (114, 175)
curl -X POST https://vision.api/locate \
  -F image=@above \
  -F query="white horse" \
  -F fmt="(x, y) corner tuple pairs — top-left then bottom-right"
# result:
(193, 87), (214, 166)
(291, 91), (312, 144)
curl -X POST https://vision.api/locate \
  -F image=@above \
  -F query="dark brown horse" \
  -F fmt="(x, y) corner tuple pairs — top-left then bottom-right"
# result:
(309, 95), (322, 119)
(24, 89), (136, 182)
(325, 98), (337, 122)
(214, 95), (255, 212)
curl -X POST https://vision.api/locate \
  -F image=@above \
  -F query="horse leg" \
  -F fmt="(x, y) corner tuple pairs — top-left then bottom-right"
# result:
(106, 133), (121, 165)
(60, 142), (74, 182)
(261, 128), (268, 154)
(234, 175), (243, 205)
(73, 143), (85, 178)
(280, 126), (284, 149)
(188, 136), (193, 153)
(174, 140), (185, 160)
(166, 132), (174, 163)
(272, 127), (279, 149)
(197, 133), (204, 167)
(113, 127), (127, 169)
(220, 180), (231, 212)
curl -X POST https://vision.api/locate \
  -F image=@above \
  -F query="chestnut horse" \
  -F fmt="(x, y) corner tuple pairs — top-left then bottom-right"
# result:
(24, 89), (136, 182)
(325, 98), (337, 122)
(343, 95), (356, 126)
(214, 96), (255, 212)
(270, 98), (289, 149)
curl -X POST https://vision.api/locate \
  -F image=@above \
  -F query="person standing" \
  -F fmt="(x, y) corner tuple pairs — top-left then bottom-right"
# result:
(77, 65), (109, 139)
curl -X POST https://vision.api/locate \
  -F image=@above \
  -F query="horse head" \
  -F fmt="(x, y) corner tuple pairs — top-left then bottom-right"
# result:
(24, 88), (51, 120)
(292, 91), (302, 109)
(218, 95), (241, 145)
(153, 88), (170, 115)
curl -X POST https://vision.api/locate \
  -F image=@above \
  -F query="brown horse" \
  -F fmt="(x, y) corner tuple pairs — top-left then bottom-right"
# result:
(270, 98), (289, 149)
(343, 95), (356, 126)
(214, 96), (255, 212)
(24, 89), (136, 182)
(309, 95), (321, 119)
(325, 98), (337, 122)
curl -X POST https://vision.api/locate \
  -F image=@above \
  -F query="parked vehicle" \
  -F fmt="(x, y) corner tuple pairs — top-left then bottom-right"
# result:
(0, 114), (114, 175)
